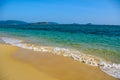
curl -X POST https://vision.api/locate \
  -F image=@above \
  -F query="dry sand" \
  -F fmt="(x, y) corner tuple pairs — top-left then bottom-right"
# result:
(0, 44), (118, 80)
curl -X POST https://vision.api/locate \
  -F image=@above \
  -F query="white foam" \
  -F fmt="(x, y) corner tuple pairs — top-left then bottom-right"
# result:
(100, 63), (120, 79)
(1, 37), (120, 79)
(1, 37), (23, 44)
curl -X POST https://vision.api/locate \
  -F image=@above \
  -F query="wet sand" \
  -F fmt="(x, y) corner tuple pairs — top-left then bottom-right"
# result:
(0, 44), (117, 80)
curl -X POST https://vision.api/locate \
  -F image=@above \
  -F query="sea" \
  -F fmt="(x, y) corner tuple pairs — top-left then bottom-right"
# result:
(0, 24), (120, 79)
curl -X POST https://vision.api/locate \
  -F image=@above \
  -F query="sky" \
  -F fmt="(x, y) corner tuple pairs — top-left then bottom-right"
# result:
(0, 0), (120, 25)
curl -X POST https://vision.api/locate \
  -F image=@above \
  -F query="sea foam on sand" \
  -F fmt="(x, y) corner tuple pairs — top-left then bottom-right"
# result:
(1, 37), (120, 79)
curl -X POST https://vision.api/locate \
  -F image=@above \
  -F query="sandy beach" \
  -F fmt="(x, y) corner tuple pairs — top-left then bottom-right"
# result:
(0, 44), (117, 80)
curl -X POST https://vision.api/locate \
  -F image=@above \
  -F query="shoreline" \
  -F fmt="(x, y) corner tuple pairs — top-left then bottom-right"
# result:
(0, 43), (118, 80)
(1, 37), (120, 79)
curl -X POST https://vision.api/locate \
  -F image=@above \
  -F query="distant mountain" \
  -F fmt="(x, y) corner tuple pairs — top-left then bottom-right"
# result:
(31, 22), (59, 25)
(86, 23), (93, 25)
(0, 20), (28, 25)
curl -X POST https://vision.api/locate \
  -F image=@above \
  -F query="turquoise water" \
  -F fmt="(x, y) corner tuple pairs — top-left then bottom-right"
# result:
(0, 24), (120, 63)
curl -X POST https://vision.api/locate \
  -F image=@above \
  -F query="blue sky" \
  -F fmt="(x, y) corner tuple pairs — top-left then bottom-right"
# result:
(0, 0), (120, 25)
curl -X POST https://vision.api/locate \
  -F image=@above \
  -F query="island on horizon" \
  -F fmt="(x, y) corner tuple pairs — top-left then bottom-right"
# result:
(0, 20), (120, 26)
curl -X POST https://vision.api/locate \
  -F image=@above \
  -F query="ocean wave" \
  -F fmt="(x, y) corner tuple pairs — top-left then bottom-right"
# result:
(1, 37), (120, 79)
